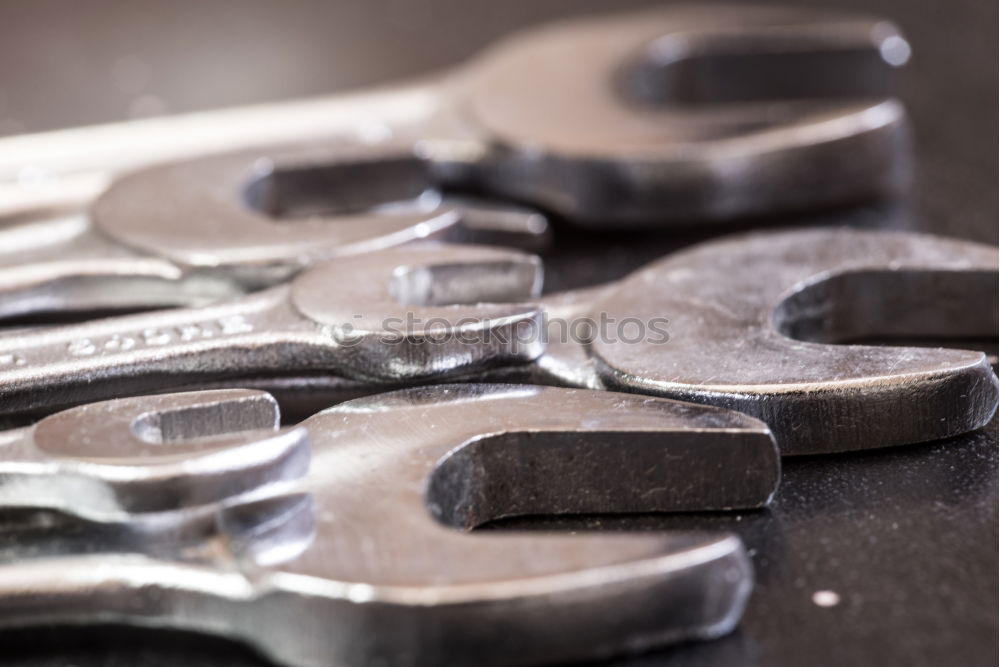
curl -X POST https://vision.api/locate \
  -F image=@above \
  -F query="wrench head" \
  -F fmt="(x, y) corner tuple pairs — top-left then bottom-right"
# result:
(0, 385), (777, 666)
(92, 144), (548, 278)
(228, 384), (777, 665)
(292, 243), (546, 380)
(25, 388), (309, 516)
(591, 228), (999, 455)
(455, 6), (910, 224)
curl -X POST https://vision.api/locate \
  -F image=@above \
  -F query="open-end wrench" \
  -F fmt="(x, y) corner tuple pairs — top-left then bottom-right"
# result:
(426, 228), (998, 454)
(0, 389), (308, 528)
(0, 243), (545, 416)
(585, 228), (999, 454)
(0, 229), (994, 457)
(0, 165), (549, 321)
(0, 6), (910, 320)
(265, 227), (1000, 455)
(0, 6), (910, 221)
(0, 385), (780, 666)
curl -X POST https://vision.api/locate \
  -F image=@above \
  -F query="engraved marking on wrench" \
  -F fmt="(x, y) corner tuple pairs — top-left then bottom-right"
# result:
(0, 353), (26, 367)
(66, 315), (254, 357)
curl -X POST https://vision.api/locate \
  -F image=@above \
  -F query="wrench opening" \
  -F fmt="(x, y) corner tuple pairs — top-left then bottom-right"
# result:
(130, 391), (280, 444)
(243, 153), (438, 220)
(624, 22), (907, 107)
(772, 269), (998, 357)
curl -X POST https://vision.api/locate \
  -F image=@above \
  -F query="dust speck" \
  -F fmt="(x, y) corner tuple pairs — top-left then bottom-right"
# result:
(812, 590), (841, 607)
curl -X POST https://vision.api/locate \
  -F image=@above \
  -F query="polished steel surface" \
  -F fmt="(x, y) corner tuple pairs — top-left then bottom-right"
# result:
(0, 389), (308, 525)
(589, 228), (999, 454)
(0, 384), (780, 666)
(1, 229), (994, 458)
(454, 6), (911, 224)
(0, 244), (544, 414)
(0, 175), (548, 320)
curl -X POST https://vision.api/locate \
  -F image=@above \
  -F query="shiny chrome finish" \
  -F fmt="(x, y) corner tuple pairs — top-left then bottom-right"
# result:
(182, 229), (1000, 456)
(0, 180), (548, 321)
(453, 6), (911, 224)
(590, 228), (999, 454)
(0, 244), (544, 415)
(0, 385), (781, 666)
(2, 225), (992, 455)
(0, 389), (308, 525)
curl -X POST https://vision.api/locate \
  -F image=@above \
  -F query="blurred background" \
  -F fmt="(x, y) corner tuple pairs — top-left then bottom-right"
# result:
(0, 0), (996, 241)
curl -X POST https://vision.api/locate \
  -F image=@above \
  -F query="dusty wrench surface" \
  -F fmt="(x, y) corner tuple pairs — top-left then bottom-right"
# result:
(0, 385), (780, 666)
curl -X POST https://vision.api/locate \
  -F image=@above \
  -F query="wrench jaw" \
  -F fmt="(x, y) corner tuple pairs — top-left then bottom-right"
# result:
(596, 353), (998, 457)
(238, 384), (772, 665)
(92, 147), (459, 275)
(92, 144), (551, 280)
(427, 428), (779, 524)
(0, 145), (550, 325)
(291, 245), (546, 382)
(456, 6), (912, 226)
(463, 100), (910, 227)
(0, 389), (310, 527)
(591, 228), (1000, 455)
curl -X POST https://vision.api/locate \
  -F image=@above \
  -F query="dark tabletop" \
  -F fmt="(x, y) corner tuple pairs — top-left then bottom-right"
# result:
(0, 0), (996, 665)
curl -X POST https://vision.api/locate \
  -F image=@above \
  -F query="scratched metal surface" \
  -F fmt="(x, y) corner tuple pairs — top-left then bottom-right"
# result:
(0, 0), (996, 665)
